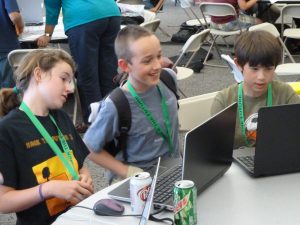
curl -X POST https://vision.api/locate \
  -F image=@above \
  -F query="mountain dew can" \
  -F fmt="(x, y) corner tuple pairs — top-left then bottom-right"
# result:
(173, 180), (197, 225)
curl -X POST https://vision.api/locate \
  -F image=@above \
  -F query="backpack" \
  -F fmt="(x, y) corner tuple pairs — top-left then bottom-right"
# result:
(104, 69), (180, 162)
(171, 21), (203, 43)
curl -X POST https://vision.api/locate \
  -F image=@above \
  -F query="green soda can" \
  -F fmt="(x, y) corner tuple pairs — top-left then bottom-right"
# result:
(173, 180), (197, 225)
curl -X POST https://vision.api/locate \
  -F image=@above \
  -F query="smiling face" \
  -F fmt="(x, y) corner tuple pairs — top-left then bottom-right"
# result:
(37, 61), (74, 109)
(119, 34), (162, 93)
(236, 61), (275, 97)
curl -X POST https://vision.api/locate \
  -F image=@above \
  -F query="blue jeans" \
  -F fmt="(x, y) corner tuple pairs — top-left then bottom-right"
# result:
(143, 0), (154, 9)
(66, 16), (121, 123)
(210, 14), (255, 31)
(0, 53), (15, 88)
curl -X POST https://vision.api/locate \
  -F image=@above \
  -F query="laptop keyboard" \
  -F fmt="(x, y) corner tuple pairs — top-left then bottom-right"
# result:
(237, 156), (254, 172)
(154, 165), (182, 203)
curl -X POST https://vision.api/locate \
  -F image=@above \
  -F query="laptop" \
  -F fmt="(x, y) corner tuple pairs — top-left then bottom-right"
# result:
(233, 103), (300, 177)
(139, 157), (160, 225)
(17, 0), (43, 25)
(109, 102), (237, 210)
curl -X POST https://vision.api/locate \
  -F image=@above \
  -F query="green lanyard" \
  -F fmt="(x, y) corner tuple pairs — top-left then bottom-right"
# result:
(20, 102), (79, 180)
(237, 83), (272, 146)
(127, 81), (174, 154)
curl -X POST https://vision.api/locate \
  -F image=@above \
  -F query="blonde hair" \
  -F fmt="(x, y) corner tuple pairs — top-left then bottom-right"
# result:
(114, 25), (153, 62)
(0, 49), (76, 117)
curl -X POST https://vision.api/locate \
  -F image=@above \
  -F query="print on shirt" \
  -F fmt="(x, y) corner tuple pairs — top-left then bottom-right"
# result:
(32, 150), (78, 216)
(244, 113), (258, 144)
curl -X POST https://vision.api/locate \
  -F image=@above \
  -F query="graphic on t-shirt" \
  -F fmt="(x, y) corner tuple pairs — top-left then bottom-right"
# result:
(26, 134), (74, 150)
(32, 151), (78, 216)
(244, 113), (258, 143)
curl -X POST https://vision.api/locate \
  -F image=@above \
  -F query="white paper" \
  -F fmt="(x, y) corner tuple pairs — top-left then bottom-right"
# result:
(117, 3), (145, 17)
(221, 54), (244, 83)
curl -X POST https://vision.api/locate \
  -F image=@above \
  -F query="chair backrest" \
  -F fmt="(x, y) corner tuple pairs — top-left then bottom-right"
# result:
(248, 23), (296, 63)
(199, 2), (237, 20)
(178, 91), (218, 131)
(7, 49), (35, 70)
(249, 22), (280, 38)
(140, 19), (160, 32)
(172, 29), (210, 68)
(280, 4), (300, 36)
(199, 2), (240, 32)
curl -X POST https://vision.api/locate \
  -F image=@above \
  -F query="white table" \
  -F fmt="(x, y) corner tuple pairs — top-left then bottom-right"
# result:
(19, 18), (67, 43)
(52, 163), (300, 225)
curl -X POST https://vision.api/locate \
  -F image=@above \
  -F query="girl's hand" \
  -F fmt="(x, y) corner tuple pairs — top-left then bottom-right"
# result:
(79, 173), (94, 193)
(43, 180), (93, 204)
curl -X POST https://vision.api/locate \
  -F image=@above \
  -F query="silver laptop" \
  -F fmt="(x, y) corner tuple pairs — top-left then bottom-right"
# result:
(233, 103), (300, 177)
(139, 157), (160, 225)
(109, 102), (237, 210)
(17, 0), (43, 25)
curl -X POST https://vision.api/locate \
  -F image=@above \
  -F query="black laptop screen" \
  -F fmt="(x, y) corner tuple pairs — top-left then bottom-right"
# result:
(183, 102), (237, 194)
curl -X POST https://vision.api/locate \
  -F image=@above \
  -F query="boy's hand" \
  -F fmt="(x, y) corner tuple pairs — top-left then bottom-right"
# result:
(126, 165), (143, 178)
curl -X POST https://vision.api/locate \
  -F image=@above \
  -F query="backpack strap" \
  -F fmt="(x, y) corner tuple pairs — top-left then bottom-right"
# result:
(160, 69), (180, 107)
(108, 69), (178, 162)
(109, 87), (131, 162)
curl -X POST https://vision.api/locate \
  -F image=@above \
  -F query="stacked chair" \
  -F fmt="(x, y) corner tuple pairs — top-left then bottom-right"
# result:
(280, 4), (300, 63)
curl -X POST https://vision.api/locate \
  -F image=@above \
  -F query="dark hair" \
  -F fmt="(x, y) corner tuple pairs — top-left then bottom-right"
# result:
(0, 49), (76, 117)
(234, 30), (282, 68)
(114, 25), (153, 62)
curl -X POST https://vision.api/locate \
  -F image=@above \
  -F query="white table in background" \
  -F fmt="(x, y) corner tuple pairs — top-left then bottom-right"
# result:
(19, 17), (67, 43)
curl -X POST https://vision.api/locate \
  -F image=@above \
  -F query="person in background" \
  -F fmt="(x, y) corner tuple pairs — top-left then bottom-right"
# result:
(0, 0), (24, 88)
(144, 0), (164, 12)
(37, 0), (121, 133)
(84, 25), (180, 184)
(0, 49), (93, 225)
(210, 30), (300, 149)
(207, 0), (258, 31)
(243, 1), (280, 25)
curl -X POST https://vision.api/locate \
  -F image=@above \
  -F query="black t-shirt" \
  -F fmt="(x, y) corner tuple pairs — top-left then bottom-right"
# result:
(0, 109), (89, 225)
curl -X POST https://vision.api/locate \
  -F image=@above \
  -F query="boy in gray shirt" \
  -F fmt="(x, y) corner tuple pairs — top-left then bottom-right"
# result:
(84, 25), (180, 183)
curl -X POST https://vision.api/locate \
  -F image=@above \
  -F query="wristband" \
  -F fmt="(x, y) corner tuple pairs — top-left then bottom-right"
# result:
(39, 184), (45, 201)
(44, 33), (52, 38)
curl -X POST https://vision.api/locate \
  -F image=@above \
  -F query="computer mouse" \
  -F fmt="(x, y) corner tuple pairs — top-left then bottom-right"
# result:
(93, 198), (125, 216)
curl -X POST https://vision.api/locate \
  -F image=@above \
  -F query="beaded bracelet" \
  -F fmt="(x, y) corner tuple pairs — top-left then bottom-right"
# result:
(39, 184), (45, 201)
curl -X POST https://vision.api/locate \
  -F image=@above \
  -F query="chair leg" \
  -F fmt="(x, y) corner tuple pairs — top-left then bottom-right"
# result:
(283, 38), (296, 63)
(73, 87), (82, 125)
(158, 26), (171, 37)
(178, 87), (187, 98)
(203, 35), (228, 68)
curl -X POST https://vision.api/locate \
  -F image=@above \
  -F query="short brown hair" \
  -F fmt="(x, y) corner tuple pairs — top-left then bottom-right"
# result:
(234, 30), (282, 68)
(0, 49), (75, 117)
(114, 25), (153, 62)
